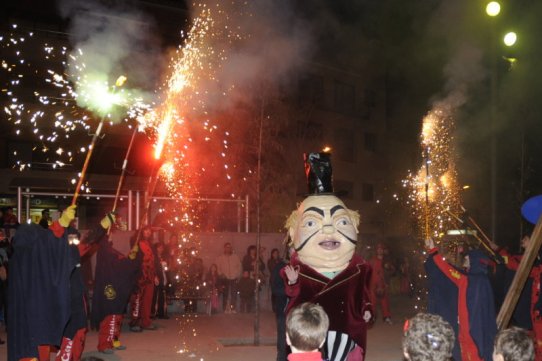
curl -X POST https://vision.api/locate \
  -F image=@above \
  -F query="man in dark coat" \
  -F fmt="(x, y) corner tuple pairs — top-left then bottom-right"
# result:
(271, 255), (289, 361)
(8, 208), (75, 361)
(425, 239), (497, 361)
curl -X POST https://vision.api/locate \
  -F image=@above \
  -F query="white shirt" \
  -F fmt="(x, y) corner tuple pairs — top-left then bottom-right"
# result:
(216, 252), (241, 280)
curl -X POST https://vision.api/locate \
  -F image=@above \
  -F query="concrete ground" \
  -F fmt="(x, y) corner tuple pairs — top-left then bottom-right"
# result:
(0, 294), (416, 361)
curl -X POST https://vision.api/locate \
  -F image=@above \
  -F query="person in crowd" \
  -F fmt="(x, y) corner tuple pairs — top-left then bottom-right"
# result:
(400, 256), (413, 297)
(3, 207), (18, 239)
(425, 238), (497, 361)
(268, 248), (281, 309)
(285, 302), (329, 361)
(180, 247), (204, 314)
(205, 263), (222, 314)
(152, 241), (169, 319)
(242, 244), (266, 281)
(271, 246), (289, 361)
(402, 313), (455, 361)
(39, 209), (51, 229)
(369, 243), (393, 325)
(0, 229), (8, 345)
(129, 225), (158, 332)
(215, 242), (241, 313)
(238, 270), (256, 313)
(493, 327), (534, 361)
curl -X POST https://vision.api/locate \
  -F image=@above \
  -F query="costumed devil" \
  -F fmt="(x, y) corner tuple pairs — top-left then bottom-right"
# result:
(90, 224), (141, 354)
(424, 237), (497, 361)
(8, 208), (75, 361)
(8, 205), (113, 361)
(281, 152), (373, 361)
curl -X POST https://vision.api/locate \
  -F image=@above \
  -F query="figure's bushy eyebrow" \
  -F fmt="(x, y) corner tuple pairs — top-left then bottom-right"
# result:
(330, 205), (345, 216)
(303, 206), (324, 217)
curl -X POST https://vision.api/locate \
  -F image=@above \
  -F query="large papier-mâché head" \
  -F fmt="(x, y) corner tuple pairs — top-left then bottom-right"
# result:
(286, 194), (360, 273)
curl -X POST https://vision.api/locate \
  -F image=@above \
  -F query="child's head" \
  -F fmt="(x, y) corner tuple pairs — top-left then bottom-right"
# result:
(286, 302), (329, 353)
(493, 327), (534, 361)
(403, 313), (455, 361)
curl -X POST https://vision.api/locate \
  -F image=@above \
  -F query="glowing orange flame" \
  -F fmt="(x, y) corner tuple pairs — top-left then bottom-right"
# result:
(154, 106), (176, 160)
(421, 114), (436, 146)
(160, 161), (175, 178)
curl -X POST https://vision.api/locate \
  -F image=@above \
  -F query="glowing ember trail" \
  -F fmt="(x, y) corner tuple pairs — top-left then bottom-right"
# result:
(138, 3), (242, 231)
(133, 4), (251, 356)
(404, 104), (462, 240)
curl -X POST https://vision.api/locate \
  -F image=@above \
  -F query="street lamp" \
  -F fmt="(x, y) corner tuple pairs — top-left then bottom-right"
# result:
(503, 32), (517, 47)
(485, 1), (500, 241)
(486, 2), (501, 17)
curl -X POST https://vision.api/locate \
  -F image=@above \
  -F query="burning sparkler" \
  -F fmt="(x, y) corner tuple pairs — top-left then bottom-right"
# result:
(404, 104), (462, 241)
(71, 75), (128, 206)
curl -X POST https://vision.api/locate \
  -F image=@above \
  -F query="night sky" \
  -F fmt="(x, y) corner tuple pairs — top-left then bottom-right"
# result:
(2, 0), (542, 245)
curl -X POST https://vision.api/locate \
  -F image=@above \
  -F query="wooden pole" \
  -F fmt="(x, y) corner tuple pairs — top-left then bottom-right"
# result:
(107, 127), (138, 236)
(111, 127), (138, 212)
(496, 214), (542, 329)
(446, 208), (500, 261)
(424, 146), (430, 239)
(71, 118), (105, 206)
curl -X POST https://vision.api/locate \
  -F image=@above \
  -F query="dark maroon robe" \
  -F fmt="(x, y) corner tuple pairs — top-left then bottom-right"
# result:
(281, 252), (373, 350)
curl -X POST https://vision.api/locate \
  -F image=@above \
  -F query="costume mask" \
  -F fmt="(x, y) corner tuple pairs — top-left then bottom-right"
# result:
(288, 194), (359, 273)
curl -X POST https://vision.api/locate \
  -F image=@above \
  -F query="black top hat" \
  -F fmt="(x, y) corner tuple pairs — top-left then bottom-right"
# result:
(304, 152), (334, 194)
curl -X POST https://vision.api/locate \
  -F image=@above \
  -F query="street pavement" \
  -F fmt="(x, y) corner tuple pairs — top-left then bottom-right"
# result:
(0, 294), (416, 361)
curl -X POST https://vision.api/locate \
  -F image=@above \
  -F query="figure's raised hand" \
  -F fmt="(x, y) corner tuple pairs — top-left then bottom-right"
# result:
(284, 265), (299, 284)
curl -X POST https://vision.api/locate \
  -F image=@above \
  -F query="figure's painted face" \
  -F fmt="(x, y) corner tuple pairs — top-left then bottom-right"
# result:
(289, 195), (359, 273)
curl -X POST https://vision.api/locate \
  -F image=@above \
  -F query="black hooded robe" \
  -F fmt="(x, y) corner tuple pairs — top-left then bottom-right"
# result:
(8, 224), (74, 361)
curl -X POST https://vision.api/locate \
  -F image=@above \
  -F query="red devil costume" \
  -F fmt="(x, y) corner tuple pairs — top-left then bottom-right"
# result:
(369, 244), (392, 323)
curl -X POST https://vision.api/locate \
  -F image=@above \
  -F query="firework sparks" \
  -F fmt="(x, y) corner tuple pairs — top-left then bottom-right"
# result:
(136, 3), (245, 232)
(1, 24), (150, 172)
(404, 104), (462, 240)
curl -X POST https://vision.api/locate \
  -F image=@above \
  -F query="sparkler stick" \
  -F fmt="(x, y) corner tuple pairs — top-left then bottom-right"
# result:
(111, 127), (138, 212)
(424, 146), (431, 240)
(131, 160), (164, 243)
(71, 118), (105, 206)
(445, 208), (500, 261)
(460, 205), (493, 245)
(106, 126), (138, 236)
(71, 75), (127, 206)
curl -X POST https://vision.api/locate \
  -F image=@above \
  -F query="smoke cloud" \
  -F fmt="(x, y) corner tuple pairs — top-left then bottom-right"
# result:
(57, 0), (165, 119)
